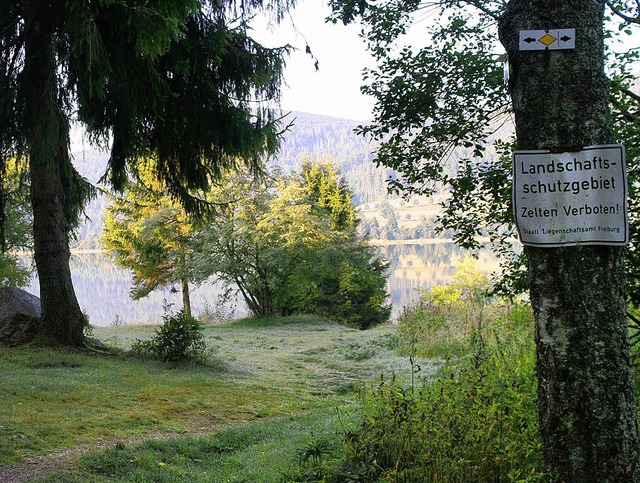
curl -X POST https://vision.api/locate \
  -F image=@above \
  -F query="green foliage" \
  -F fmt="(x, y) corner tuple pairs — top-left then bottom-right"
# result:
(329, 0), (640, 296)
(0, 255), (30, 288)
(397, 257), (500, 357)
(627, 310), (640, 384)
(273, 226), (391, 329)
(132, 310), (205, 363)
(195, 162), (390, 328)
(0, 157), (32, 287)
(102, 159), (200, 313)
(302, 260), (545, 481)
(2, 0), (295, 344)
(287, 436), (338, 482)
(58, 0), (292, 208)
(277, 162), (390, 328)
(611, 38), (640, 304)
(334, 312), (545, 482)
(302, 160), (358, 231)
(195, 166), (319, 317)
(330, 0), (519, 288)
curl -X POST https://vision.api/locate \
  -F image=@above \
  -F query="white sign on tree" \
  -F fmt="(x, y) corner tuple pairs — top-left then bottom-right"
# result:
(519, 29), (576, 51)
(513, 144), (628, 247)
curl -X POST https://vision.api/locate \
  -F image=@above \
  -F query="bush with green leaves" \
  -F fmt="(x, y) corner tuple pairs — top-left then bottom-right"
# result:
(281, 238), (391, 330)
(132, 311), (206, 363)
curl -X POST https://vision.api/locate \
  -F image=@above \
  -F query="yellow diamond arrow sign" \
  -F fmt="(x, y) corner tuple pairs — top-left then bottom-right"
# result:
(519, 29), (575, 50)
(538, 33), (557, 46)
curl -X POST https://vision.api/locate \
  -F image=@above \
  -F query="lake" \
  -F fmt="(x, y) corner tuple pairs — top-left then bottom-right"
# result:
(23, 242), (499, 326)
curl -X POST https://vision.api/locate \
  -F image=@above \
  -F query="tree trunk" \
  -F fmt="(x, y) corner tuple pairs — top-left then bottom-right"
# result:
(23, 1), (86, 346)
(181, 279), (192, 317)
(499, 1), (640, 480)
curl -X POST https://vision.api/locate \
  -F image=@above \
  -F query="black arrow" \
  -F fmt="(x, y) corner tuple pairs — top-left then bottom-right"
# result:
(560, 35), (572, 42)
(524, 37), (536, 43)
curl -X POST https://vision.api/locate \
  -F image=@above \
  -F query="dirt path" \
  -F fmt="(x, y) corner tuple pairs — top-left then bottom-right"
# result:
(0, 428), (218, 482)
(1, 445), (91, 482)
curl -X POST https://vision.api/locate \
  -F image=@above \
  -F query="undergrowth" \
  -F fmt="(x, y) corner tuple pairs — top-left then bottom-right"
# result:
(285, 310), (548, 482)
(285, 260), (549, 482)
(333, 319), (546, 482)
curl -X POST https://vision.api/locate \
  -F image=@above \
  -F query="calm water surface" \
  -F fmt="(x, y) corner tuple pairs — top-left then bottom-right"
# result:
(24, 242), (498, 326)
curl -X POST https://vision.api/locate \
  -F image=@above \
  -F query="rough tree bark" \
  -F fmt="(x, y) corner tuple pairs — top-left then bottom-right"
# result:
(499, 0), (640, 481)
(23, 1), (87, 346)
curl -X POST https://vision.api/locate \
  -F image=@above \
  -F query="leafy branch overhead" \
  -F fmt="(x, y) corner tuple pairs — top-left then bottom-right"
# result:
(328, 0), (640, 297)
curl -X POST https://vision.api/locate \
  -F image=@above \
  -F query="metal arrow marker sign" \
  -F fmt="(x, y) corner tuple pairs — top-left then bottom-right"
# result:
(519, 29), (576, 50)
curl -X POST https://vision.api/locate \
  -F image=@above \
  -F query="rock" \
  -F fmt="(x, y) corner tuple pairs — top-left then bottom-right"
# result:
(0, 287), (42, 344)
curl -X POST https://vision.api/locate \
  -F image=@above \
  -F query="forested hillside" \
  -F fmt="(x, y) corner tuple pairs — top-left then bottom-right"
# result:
(274, 112), (393, 205)
(70, 111), (446, 249)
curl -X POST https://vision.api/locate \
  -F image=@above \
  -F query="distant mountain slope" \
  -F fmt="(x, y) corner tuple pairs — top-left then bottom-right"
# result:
(270, 111), (393, 205)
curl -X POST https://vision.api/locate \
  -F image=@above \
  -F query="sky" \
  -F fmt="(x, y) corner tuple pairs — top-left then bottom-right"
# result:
(250, 0), (376, 121)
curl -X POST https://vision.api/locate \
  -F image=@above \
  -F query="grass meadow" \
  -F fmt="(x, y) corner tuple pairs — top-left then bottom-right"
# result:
(0, 315), (433, 482)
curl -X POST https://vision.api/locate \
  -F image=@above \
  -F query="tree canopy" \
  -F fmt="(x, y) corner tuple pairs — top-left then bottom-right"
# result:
(190, 161), (391, 328)
(102, 158), (390, 328)
(102, 160), (200, 316)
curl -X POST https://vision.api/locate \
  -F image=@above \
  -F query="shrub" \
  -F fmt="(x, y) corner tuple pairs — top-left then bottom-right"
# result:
(132, 310), (206, 363)
(298, 244), (392, 330)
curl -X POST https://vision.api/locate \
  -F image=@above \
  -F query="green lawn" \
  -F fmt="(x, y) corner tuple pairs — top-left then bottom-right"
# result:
(0, 315), (433, 481)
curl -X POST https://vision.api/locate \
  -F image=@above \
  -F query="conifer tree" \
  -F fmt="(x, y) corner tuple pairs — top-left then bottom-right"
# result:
(0, 0), (292, 345)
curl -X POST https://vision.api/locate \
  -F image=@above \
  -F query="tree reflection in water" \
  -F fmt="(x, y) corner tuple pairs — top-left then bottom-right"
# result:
(22, 243), (498, 325)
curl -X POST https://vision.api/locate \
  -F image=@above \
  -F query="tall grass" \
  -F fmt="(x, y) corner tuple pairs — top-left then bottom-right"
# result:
(334, 315), (546, 482)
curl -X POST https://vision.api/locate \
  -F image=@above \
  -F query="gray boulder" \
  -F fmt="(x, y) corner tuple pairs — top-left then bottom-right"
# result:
(0, 287), (42, 344)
